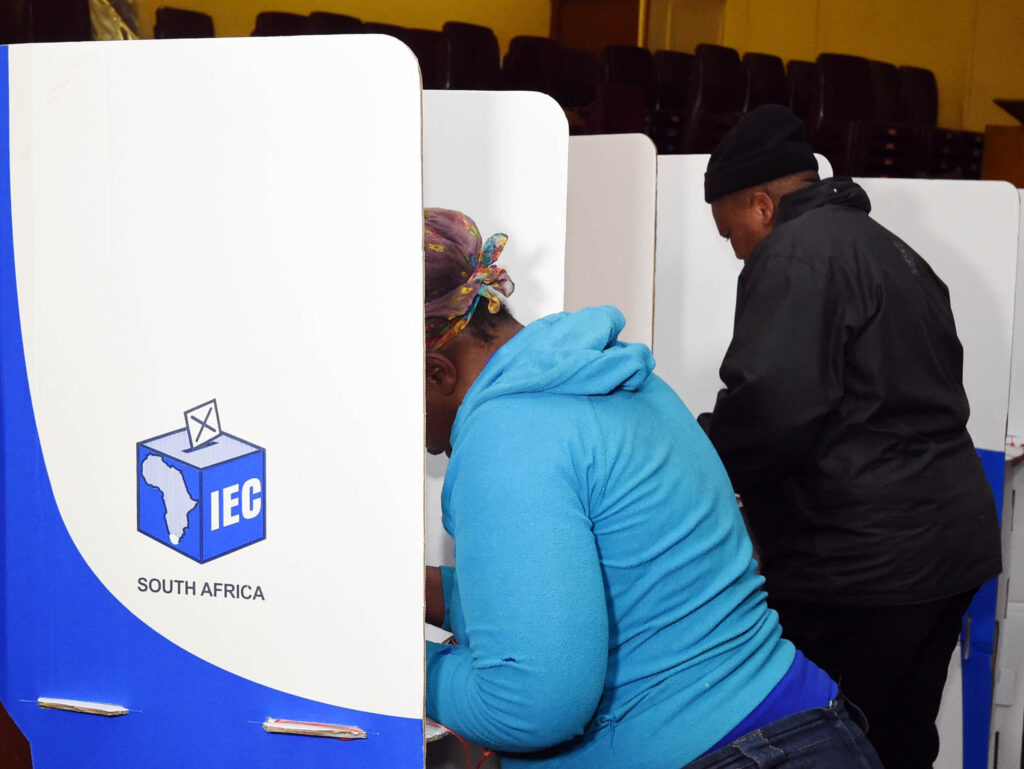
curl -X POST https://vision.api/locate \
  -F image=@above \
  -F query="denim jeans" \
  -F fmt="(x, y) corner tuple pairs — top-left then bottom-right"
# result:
(682, 697), (884, 769)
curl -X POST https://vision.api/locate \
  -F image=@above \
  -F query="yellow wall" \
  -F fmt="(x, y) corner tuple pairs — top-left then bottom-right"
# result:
(648, 0), (725, 55)
(659, 0), (1024, 132)
(965, 0), (1024, 131)
(135, 0), (550, 55)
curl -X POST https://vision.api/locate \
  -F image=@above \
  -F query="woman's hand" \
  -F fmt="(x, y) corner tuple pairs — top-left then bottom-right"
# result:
(426, 565), (446, 628)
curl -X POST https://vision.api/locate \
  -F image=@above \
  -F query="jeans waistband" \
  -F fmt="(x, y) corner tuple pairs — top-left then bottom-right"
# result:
(683, 695), (869, 769)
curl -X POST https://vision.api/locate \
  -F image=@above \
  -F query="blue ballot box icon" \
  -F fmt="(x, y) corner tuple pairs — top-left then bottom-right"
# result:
(137, 402), (266, 562)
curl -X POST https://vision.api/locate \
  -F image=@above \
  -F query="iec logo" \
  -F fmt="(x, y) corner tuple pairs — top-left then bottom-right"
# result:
(137, 400), (266, 563)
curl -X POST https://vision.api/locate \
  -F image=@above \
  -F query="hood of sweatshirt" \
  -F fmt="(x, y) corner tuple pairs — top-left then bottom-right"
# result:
(449, 306), (655, 449)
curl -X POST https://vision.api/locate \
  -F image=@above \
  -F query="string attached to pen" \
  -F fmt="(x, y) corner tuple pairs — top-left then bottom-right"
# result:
(427, 722), (494, 769)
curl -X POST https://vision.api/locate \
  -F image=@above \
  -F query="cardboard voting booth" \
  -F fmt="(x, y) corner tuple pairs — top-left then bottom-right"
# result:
(0, 37), (426, 767)
(565, 134), (657, 347)
(1007, 190), (1024, 455)
(859, 178), (1019, 769)
(421, 90), (569, 569)
(421, 91), (568, 769)
(653, 161), (1019, 769)
(989, 190), (1024, 769)
(858, 179), (1017, 467)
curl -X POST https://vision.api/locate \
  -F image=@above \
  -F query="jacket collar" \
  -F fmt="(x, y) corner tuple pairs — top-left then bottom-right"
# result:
(775, 176), (871, 227)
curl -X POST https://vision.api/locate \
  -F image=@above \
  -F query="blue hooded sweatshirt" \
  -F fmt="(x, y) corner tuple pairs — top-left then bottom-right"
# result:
(426, 307), (794, 769)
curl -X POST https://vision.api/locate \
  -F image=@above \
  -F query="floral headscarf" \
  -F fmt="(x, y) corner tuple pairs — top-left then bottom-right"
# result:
(424, 208), (514, 352)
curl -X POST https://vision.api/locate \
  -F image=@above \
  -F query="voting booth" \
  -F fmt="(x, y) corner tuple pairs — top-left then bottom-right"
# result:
(565, 134), (657, 347)
(421, 90), (569, 569)
(1007, 190), (1024, 456)
(653, 160), (1020, 769)
(421, 90), (568, 769)
(859, 178), (1019, 769)
(0, 37), (426, 767)
(990, 190), (1024, 769)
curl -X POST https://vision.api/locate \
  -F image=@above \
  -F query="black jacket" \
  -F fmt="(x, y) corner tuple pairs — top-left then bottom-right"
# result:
(702, 177), (1001, 606)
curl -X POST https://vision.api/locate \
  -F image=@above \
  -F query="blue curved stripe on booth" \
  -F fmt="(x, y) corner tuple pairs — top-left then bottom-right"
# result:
(0, 46), (423, 769)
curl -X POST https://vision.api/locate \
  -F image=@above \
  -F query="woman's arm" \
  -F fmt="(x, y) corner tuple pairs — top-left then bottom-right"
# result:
(425, 404), (608, 752)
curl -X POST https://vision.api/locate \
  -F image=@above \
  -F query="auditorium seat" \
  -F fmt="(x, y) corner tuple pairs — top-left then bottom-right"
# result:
(913, 128), (983, 179)
(681, 44), (744, 153)
(869, 60), (903, 123)
(817, 53), (874, 122)
(918, 126), (960, 175)
(556, 47), (600, 134)
(443, 21), (500, 90)
(251, 12), (309, 36)
(502, 36), (561, 96)
(400, 28), (448, 90)
(742, 52), (787, 112)
(653, 50), (692, 112)
(787, 60), (823, 134)
(848, 123), (919, 177)
(602, 45), (657, 109)
(899, 66), (939, 127)
(601, 45), (685, 150)
(847, 60), (919, 177)
(308, 12), (361, 34)
(898, 65), (980, 178)
(814, 53), (876, 174)
(556, 48), (599, 108)
(154, 7), (214, 38)
(588, 83), (647, 135)
(361, 22), (405, 37)
(817, 54), (921, 176)
(651, 51), (692, 154)
(898, 65), (950, 176)
(959, 131), (984, 179)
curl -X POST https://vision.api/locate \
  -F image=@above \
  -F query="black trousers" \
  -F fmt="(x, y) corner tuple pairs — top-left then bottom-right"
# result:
(769, 589), (978, 769)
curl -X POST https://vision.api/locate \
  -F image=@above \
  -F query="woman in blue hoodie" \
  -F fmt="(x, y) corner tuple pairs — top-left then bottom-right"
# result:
(423, 208), (883, 769)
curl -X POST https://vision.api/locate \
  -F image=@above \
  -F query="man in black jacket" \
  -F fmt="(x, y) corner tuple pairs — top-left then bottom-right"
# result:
(699, 105), (1002, 769)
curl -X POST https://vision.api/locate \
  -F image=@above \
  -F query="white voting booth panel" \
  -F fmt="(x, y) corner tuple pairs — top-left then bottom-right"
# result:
(1007, 191), (1024, 453)
(0, 38), (425, 767)
(992, 191), (1024, 769)
(565, 134), (657, 347)
(652, 154), (832, 415)
(992, 605), (1024, 769)
(844, 178), (1018, 769)
(857, 179), (1018, 457)
(421, 91), (567, 769)
(421, 91), (568, 570)
(654, 162), (1018, 769)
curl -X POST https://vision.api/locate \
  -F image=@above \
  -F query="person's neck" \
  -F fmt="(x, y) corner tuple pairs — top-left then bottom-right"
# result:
(451, 321), (524, 402)
(491, 320), (524, 350)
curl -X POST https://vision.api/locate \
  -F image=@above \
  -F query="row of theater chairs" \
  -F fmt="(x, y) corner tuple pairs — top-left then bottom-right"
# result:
(580, 43), (982, 179)
(793, 53), (982, 178)
(153, 8), (981, 179)
(154, 8), (504, 90)
(152, 10), (702, 148)
(153, 8), (617, 118)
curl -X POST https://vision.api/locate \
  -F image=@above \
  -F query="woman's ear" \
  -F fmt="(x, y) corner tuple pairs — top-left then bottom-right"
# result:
(426, 351), (459, 396)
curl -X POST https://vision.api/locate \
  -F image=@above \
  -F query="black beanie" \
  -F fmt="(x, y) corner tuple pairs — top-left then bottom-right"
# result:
(704, 105), (818, 203)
